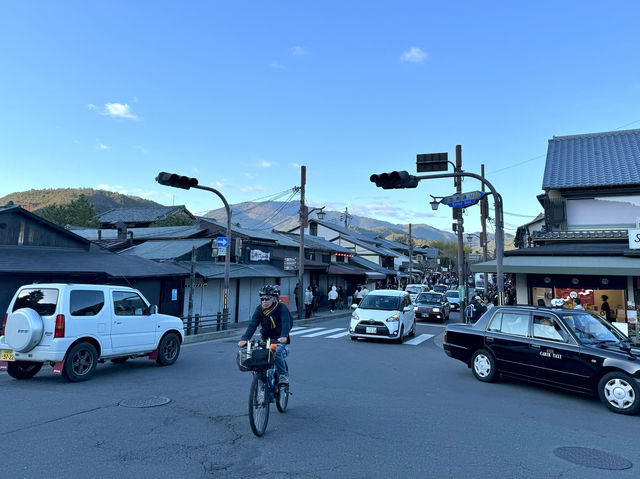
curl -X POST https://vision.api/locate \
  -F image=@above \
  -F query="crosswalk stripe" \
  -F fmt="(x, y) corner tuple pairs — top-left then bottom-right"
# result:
(289, 327), (325, 336)
(290, 327), (308, 332)
(404, 334), (434, 345)
(301, 328), (345, 337)
(326, 330), (351, 338)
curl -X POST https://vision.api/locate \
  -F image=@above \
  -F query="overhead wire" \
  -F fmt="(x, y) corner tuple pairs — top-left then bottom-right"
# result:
(248, 189), (299, 230)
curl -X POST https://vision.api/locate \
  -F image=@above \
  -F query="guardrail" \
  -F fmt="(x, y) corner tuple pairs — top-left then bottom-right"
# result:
(181, 313), (230, 336)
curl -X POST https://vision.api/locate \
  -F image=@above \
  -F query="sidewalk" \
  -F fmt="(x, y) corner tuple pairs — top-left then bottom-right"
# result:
(183, 305), (352, 344)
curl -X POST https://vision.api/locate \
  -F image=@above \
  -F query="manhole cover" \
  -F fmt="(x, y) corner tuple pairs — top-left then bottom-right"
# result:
(119, 396), (171, 408)
(553, 447), (632, 470)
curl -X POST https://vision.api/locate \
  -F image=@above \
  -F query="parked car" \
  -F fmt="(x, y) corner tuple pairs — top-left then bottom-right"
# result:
(349, 290), (416, 343)
(414, 292), (450, 322)
(405, 284), (428, 303)
(445, 290), (460, 311)
(0, 284), (184, 382)
(443, 305), (640, 415)
(433, 284), (448, 294)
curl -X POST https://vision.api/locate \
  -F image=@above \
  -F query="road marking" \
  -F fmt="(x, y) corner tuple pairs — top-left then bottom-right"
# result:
(301, 328), (345, 337)
(404, 334), (434, 345)
(290, 327), (309, 332)
(326, 330), (351, 338)
(289, 327), (326, 336)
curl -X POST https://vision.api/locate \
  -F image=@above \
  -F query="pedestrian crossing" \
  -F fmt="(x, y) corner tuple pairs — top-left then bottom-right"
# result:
(290, 326), (435, 345)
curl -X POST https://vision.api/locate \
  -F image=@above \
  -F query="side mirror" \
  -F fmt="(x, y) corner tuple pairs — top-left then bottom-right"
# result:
(351, 303), (358, 309)
(149, 305), (158, 315)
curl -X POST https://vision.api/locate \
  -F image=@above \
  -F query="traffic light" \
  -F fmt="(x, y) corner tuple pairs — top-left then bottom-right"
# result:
(416, 152), (449, 172)
(156, 171), (199, 190)
(370, 170), (419, 189)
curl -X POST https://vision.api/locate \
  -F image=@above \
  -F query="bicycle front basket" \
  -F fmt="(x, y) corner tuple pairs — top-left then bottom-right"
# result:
(237, 348), (275, 372)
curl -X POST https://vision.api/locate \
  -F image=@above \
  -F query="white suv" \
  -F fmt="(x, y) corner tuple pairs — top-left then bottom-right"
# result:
(0, 284), (184, 382)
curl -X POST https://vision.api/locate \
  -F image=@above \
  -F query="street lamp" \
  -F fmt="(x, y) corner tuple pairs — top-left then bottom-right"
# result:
(156, 171), (232, 328)
(429, 195), (442, 211)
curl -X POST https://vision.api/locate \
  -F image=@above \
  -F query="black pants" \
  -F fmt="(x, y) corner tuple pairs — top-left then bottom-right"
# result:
(305, 304), (312, 318)
(330, 299), (336, 311)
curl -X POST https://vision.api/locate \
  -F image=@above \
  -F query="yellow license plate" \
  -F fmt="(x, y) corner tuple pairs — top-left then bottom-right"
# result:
(1, 349), (14, 361)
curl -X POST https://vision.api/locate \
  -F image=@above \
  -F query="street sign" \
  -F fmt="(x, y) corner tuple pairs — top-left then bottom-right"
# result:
(284, 257), (298, 270)
(217, 237), (228, 248)
(629, 229), (640, 249)
(441, 191), (486, 208)
(217, 246), (226, 257)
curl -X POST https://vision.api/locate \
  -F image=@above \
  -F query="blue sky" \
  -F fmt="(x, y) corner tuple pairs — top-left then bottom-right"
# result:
(1, 0), (638, 236)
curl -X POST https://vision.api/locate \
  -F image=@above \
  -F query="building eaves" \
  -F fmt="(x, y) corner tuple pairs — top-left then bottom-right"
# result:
(120, 239), (212, 260)
(531, 230), (629, 242)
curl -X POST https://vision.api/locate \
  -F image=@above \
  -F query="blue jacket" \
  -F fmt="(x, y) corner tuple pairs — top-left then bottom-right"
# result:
(241, 301), (292, 342)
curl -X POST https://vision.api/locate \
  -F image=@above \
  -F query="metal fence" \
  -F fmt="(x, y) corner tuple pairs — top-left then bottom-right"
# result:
(181, 312), (231, 336)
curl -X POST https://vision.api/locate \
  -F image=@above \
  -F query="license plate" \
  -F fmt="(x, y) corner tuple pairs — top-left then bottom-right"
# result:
(366, 327), (377, 334)
(1, 349), (14, 361)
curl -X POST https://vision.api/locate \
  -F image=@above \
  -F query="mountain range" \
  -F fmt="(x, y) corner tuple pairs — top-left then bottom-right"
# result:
(0, 188), (513, 246)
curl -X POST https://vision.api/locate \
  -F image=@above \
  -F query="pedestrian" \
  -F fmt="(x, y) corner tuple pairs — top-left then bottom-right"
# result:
(337, 286), (344, 309)
(312, 285), (319, 312)
(600, 295), (614, 322)
(304, 286), (313, 318)
(328, 286), (338, 313)
(361, 285), (369, 297)
(354, 286), (363, 305)
(294, 282), (300, 310)
(574, 297), (584, 310)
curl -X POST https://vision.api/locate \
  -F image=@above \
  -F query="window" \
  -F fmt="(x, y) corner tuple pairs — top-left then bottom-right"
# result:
(13, 288), (59, 316)
(113, 291), (149, 316)
(488, 311), (529, 336)
(70, 290), (105, 316)
(532, 314), (567, 342)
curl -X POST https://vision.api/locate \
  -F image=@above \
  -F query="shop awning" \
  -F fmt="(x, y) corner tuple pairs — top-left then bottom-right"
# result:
(471, 255), (640, 276)
(327, 263), (369, 276)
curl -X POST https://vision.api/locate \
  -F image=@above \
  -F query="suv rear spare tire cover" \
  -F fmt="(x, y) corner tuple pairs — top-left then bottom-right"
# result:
(5, 308), (44, 352)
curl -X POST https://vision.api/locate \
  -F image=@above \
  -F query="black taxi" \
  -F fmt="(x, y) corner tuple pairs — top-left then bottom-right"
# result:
(443, 305), (640, 415)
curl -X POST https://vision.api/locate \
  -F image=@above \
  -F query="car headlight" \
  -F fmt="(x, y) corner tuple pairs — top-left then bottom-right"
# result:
(413, 306), (418, 311)
(352, 311), (359, 321)
(385, 314), (399, 322)
(432, 308), (440, 312)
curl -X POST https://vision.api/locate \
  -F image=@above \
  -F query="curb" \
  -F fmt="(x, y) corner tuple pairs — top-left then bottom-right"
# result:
(183, 309), (352, 344)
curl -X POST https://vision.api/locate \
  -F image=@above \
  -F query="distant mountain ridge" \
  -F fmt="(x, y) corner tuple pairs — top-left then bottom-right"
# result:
(0, 188), (161, 214)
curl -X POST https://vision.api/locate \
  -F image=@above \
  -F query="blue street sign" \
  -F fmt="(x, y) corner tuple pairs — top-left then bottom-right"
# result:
(441, 191), (486, 208)
(217, 237), (228, 248)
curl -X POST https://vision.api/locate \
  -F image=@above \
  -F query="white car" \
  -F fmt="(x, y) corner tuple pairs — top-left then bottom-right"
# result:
(405, 284), (428, 303)
(349, 290), (416, 343)
(0, 283), (184, 382)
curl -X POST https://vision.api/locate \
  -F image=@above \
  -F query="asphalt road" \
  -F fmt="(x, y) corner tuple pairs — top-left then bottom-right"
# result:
(1, 312), (639, 479)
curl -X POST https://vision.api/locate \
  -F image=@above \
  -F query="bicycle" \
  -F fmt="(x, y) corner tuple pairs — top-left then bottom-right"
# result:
(236, 339), (290, 437)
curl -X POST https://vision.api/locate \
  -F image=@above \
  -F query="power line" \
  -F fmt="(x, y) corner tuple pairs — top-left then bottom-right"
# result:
(249, 190), (299, 230)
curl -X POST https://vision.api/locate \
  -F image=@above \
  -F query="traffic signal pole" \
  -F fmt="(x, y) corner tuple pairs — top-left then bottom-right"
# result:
(454, 146), (466, 312)
(298, 166), (306, 321)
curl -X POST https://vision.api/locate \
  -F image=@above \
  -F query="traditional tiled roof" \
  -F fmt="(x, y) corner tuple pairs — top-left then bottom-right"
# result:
(542, 129), (640, 189)
(70, 225), (205, 240)
(120, 239), (212, 260)
(531, 230), (629, 241)
(176, 262), (296, 279)
(350, 256), (397, 275)
(98, 205), (194, 224)
(277, 233), (353, 254)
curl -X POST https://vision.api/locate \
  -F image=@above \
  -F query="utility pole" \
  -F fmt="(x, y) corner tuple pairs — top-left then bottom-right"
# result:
(454, 145), (466, 310)
(408, 223), (413, 280)
(342, 207), (351, 229)
(480, 164), (489, 293)
(187, 246), (196, 320)
(297, 166), (306, 321)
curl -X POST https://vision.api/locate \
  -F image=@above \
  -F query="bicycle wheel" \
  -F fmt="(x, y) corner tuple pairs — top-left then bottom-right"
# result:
(276, 360), (289, 413)
(248, 372), (270, 437)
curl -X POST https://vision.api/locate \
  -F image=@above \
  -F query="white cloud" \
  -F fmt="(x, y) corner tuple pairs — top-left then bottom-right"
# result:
(259, 160), (273, 168)
(97, 143), (110, 150)
(400, 46), (428, 63)
(241, 185), (266, 193)
(289, 163), (301, 169)
(291, 46), (307, 56)
(269, 61), (286, 70)
(96, 184), (129, 194)
(95, 184), (160, 199)
(89, 102), (139, 120)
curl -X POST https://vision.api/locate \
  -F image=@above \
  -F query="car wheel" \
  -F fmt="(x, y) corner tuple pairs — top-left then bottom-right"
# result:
(63, 342), (98, 382)
(156, 332), (181, 366)
(6, 361), (43, 379)
(110, 357), (128, 364)
(471, 349), (497, 382)
(408, 320), (416, 337)
(598, 371), (640, 415)
(395, 326), (404, 344)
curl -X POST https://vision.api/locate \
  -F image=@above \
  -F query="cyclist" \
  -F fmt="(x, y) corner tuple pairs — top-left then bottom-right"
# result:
(237, 285), (291, 384)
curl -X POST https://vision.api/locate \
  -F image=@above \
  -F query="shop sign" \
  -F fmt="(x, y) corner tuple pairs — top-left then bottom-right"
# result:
(250, 249), (270, 261)
(629, 229), (640, 249)
(284, 257), (298, 270)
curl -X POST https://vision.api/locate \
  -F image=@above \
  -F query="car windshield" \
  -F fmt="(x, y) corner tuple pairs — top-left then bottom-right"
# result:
(416, 293), (442, 304)
(433, 285), (447, 292)
(405, 286), (422, 294)
(446, 292), (459, 299)
(358, 295), (401, 311)
(562, 313), (626, 344)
